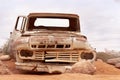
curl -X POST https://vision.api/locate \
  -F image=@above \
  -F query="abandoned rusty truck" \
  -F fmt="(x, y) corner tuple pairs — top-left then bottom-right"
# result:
(8, 13), (96, 73)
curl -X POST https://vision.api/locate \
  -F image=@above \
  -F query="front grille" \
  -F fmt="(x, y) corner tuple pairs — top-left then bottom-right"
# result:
(31, 44), (71, 49)
(34, 51), (44, 60)
(30, 36), (72, 49)
(45, 52), (79, 62)
(33, 51), (80, 62)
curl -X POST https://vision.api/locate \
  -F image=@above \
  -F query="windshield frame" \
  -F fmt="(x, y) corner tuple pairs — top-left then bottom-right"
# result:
(26, 16), (80, 32)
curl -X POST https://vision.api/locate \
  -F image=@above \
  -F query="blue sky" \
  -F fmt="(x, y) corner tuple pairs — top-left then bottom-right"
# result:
(0, 0), (120, 51)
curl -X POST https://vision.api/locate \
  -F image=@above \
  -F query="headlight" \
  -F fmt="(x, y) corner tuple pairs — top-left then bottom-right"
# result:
(20, 50), (33, 57)
(80, 51), (95, 60)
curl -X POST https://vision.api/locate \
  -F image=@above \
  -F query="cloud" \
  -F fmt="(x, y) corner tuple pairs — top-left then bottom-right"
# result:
(0, 0), (120, 51)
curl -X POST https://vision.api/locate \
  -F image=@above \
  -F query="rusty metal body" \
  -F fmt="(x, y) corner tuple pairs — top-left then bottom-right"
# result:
(8, 13), (96, 73)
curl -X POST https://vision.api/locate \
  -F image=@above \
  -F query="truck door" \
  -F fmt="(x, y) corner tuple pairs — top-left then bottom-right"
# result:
(8, 16), (27, 56)
(10, 16), (27, 40)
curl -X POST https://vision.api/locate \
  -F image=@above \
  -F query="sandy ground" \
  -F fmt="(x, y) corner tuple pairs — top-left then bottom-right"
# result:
(0, 59), (120, 80)
(1, 73), (120, 80)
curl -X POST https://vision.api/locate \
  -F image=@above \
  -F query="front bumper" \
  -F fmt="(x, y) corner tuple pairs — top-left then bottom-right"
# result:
(15, 62), (71, 73)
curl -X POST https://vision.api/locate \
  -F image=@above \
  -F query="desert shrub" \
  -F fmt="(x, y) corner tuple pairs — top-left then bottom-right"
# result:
(2, 39), (10, 55)
(97, 51), (120, 62)
(0, 48), (2, 53)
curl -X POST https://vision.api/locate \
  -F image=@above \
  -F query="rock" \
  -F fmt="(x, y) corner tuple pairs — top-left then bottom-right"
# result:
(115, 63), (120, 68)
(0, 55), (11, 61)
(107, 58), (120, 65)
(71, 60), (96, 74)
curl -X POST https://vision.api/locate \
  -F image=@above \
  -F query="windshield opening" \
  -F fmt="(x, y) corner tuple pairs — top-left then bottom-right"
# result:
(27, 17), (79, 32)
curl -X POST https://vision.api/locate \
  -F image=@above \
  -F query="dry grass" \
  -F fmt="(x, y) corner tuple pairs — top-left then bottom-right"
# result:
(1, 39), (10, 55)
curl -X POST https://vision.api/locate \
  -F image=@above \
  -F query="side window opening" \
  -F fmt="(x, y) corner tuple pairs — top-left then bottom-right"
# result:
(15, 16), (26, 31)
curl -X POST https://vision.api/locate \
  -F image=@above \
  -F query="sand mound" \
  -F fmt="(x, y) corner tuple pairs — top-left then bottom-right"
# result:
(1, 58), (120, 75)
(95, 59), (120, 75)
(71, 59), (120, 75)
(0, 60), (12, 75)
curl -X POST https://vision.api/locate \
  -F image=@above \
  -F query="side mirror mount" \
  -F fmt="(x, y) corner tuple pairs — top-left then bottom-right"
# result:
(10, 32), (12, 35)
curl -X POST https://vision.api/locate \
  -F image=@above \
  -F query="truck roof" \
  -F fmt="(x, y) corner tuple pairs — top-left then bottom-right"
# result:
(28, 13), (79, 18)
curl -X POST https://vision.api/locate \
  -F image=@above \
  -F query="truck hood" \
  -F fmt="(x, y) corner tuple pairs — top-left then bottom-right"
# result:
(21, 31), (89, 50)
(22, 31), (82, 37)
